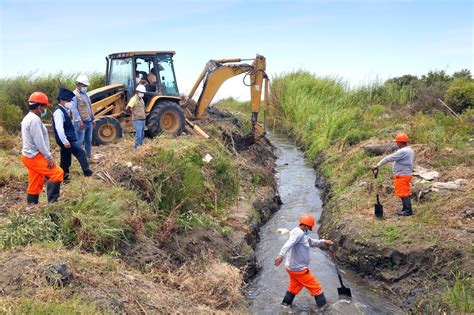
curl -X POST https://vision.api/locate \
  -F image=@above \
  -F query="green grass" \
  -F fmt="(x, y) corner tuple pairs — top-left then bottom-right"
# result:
(369, 223), (403, 244)
(0, 213), (57, 249)
(144, 140), (240, 229)
(0, 150), (27, 185)
(0, 182), (146, 253)
(268, 71), (472, 214)
(11, 299), (101, 315)
(9, 299), (101, 315)
(44, 181), (145, 253)
(443, 272), (473, 313)
(0, 137), (243, 251)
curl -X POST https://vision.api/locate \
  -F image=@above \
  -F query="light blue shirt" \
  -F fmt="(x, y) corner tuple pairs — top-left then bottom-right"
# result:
(71, 89), (94, 123)
(278, 227), (326, 271)
(377, 146), (414, 176)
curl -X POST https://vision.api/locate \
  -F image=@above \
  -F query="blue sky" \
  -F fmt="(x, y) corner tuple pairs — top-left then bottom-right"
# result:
(1, 0), (472, 100)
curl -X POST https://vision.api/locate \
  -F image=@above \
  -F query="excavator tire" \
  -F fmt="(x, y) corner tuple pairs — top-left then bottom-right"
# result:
(92, 116), (123, 146)
(146, 100), (185, 137)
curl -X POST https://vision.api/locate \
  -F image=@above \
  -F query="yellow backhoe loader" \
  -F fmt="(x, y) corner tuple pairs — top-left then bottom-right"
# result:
(87, 51), (269, 146)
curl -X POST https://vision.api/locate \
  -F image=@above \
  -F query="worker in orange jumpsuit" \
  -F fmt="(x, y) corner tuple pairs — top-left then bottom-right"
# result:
(21, 92), (64, 204)
(274, 214), (333, 308)
(372, 133), (415, 216)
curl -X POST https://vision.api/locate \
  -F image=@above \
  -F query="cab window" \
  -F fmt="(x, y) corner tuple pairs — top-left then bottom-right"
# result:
(109, 58), (133, 94)
(156, 55), (179, 96)
(135, 57), (152, 85)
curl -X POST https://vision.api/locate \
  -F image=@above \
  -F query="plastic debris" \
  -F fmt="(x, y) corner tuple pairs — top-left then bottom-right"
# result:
(413, 166), (440, 181)
(202, 153), (213, 163)
(277, 228), (290, 235)
(432, 179), (469, 190)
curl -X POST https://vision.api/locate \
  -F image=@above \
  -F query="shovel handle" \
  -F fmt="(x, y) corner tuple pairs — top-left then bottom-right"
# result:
(328, 248), (347, 288)
(372, 168), (378, 178)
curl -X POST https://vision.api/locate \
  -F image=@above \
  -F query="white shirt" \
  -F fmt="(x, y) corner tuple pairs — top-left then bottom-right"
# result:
(53, 105), (70, 145)
(278, 227), (326, 271)
(21, 112), (52, 160)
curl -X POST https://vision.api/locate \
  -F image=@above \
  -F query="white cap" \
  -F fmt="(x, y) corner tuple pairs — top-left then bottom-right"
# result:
(76, 74), (90, 86)
(136, 85), (146, 93)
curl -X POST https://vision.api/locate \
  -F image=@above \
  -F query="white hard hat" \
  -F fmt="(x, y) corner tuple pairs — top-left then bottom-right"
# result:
(136, 85), (146, 93)
(76, 74), (90, 86)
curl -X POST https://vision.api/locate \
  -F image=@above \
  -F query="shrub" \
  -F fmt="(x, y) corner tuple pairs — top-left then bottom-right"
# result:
(0, 72), (105, 114)
(385, 74), (419, 88)
(0, 102), (23, 133)
(408, 81), (450, 113)
(408, 111), (470, 150)
(452, 69), (472, 81)
(146, 142), (239, 224)
(445, 79), (474, 113)
(421, 70), (452, 86)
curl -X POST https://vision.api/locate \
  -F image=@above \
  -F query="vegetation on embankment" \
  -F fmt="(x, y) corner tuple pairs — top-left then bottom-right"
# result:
(0, 73), (105, 133)
(262, 70), (473, 313)
(0, 77), (278, 313)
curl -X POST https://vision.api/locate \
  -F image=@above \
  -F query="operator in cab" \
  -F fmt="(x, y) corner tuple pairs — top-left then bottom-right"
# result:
(147, 68), (157, 85)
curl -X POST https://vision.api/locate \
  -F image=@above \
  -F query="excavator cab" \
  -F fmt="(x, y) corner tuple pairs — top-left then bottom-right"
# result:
(106, 51), (179, 99)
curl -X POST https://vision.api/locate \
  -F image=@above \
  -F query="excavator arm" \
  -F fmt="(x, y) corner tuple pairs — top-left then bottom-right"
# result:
(185, 55), (269, 142)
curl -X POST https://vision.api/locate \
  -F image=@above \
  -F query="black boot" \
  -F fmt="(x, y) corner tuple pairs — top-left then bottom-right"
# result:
(397, 197), (413, 216)
(63, 173), (70, 183)
(27, 194), (39, 205)
(314, 293), (327, 307)
(47, 182), (61, 203)
(281, 291), (295, 306)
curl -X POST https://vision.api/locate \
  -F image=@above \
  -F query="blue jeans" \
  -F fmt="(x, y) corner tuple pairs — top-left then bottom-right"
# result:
(133, 119), (145, 148)
(74, 120), (93, 158)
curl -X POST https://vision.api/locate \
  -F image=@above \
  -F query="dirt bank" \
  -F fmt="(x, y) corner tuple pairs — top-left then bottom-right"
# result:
(0, 115), (280, 313)
(313, 145), (473, 312)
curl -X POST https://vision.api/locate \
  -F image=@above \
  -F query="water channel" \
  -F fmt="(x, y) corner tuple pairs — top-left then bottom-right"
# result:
(246, 133), (402, 314)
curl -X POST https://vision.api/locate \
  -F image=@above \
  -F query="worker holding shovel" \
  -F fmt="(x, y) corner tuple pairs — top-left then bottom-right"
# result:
(274, 214), (333, 308)
(372, 133), (415, 216)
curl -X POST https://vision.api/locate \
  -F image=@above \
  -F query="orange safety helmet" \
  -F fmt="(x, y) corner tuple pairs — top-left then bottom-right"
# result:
(28, 92), (51, 106)
(299, 214), (315, 229)
(394, 133), (409, 143)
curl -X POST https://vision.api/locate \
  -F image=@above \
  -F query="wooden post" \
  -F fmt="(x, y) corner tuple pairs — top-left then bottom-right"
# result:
(438, 99), (460, 118)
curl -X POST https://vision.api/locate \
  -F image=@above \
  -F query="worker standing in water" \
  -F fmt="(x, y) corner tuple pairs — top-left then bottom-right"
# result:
(274, 214), (333, 308)
(372, 132), (414, 216)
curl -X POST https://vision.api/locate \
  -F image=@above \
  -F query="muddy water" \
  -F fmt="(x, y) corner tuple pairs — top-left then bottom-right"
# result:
(246, 134), (402, 314)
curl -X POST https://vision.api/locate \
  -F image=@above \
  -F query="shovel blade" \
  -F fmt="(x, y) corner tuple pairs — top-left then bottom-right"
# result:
(338, 286), (352, 297)
(374, 204), (384, 219)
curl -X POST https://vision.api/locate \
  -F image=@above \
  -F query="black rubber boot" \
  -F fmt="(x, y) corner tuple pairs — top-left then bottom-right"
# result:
(83, 169), (93, 177)
(314, 293), (327, 307)
(281, 291), (295, 306)
(397, 197), (413, 216)
(47, 181), (61, 203)
(63, 173), (70, 183)
(27, 194), (39, 205)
